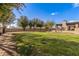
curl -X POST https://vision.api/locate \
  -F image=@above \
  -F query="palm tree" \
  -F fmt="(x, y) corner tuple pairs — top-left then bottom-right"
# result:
(18, 16), (29, 31)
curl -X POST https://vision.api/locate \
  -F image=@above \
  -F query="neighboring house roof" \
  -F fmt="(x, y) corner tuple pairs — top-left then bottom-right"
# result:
(66, 22), (79, 25)
(56, 21), (79, 26)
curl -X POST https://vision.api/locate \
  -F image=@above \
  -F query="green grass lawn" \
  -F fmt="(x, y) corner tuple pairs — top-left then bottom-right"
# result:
(14, 32), (79, 56)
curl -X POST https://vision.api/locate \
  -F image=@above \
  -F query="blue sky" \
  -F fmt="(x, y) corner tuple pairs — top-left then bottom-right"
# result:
(13, 3), (79, 24)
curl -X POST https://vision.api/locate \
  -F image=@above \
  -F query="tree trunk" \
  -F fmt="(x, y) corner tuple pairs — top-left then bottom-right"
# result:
(40, 27), (41, 31)
(2, 23), (6, 34)
(30, 26), (32, 29)
(2, 27), (6, 34)
(33, 26), (36, 31)
(23, 27), (26, 31)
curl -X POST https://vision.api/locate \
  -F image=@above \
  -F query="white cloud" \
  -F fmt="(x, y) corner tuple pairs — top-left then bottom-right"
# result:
(51, 12), (57, 16)
(73, 3), (79, 8)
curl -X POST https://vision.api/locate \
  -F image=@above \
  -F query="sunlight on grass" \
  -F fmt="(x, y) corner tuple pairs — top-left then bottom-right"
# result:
(14, 32), (79, 56)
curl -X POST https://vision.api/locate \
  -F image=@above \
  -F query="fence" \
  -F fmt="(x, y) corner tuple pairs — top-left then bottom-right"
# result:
(6, 28), (51, 32)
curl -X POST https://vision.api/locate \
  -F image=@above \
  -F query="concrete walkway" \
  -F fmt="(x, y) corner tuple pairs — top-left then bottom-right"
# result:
(0, 33), (19, 56)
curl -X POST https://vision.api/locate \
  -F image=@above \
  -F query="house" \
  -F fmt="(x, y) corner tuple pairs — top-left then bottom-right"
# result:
(56, 21), (79, 31)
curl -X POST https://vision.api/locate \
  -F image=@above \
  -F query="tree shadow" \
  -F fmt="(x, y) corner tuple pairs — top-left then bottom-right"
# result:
(0, 43), (18, 56)
(0, 35), (18, 56)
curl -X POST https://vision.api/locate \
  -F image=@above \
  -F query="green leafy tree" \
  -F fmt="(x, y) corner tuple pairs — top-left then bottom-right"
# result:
(0, 3), (24, 33)
(18, 16), (29, 31)
(29, 18), (44, 30)
(36, 20), (44, 30)
(45, 21), (55, 31)
(31, 18), (39, 29)
(0, 11), (15, 33)
(29, 20), (34, 29)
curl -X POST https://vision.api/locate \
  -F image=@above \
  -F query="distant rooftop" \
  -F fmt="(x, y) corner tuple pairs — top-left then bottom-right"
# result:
(68, 20), (79, 23)
(56, 20), (79, 25)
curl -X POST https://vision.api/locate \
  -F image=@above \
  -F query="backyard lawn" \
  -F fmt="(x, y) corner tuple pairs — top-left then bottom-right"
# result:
(14, 32), (79, 56)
